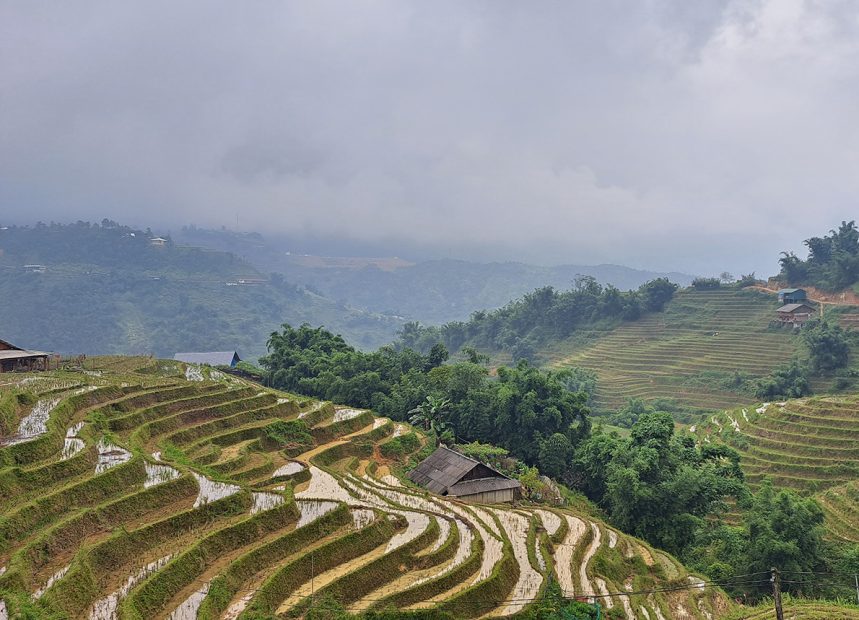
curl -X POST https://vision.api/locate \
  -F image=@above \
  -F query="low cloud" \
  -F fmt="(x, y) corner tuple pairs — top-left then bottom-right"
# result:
(2, 0), (858, 275)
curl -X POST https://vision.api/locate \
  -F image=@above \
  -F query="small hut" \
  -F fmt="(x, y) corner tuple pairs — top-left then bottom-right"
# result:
(0, 339), (50, 373)
(409, 445), (521, 504)
(776, 303), (815, 326)
(777, 288), (807, 304)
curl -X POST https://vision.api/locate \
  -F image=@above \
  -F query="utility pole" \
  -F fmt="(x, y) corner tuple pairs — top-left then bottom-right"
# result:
(771, 567), (784, 620)
(854, 573), (858, 606)
(311, 551), (314, 609)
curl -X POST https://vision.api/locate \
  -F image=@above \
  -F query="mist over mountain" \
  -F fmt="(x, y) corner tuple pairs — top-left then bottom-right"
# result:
(175, 226), (695, 323)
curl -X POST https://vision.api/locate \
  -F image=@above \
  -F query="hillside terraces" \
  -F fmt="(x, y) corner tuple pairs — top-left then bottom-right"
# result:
(694, 398), (859, 493)
(544, 289), (799, 414)
(0, 357), (733, 619)
(693, 396), (859, 547)
(727, 602), (859, 620)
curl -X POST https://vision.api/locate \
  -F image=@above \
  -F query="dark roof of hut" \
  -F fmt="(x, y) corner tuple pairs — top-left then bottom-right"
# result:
(777, 303), (814, 314)
(408, 446), (478, 494)
(408, 445), (517, 496)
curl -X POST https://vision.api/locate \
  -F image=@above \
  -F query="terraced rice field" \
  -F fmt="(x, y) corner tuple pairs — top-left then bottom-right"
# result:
(694, 396), (859, 544)
(726, 600), (859, 619)
(544, 289), (799, 413)
(0, 358), (729, 619)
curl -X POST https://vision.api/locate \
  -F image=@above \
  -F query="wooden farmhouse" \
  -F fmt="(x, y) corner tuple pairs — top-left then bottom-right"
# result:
(409, 445), (522, 504)
(777, 288), (807, 304)
(776, 303), (816, 326)
(173, 351), (241, 368)
(0, 339), (50, 373)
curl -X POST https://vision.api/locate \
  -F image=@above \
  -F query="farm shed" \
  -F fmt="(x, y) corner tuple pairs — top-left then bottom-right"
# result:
(0, 339), (50, 373)
(777, 288), (807, 304)
(409, 445), (521, 504)
(173, 351), (241, 368)
(776, 303), (815, 326)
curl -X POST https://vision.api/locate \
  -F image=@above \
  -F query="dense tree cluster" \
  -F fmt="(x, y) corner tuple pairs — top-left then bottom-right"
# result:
(392, 277), (678, 359)
(574, 413), (746, 554)
(691, 481), (829, 598)
(262, 324), (590, 464)
(779, 220), (859, 291)
(801, 319), (851, 373)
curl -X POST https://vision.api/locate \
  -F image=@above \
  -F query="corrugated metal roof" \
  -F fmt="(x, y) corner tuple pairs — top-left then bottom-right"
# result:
(408, 446), (479, 494)
(778, 288), (804, 294)
(0, 350), (49, 361)
(408, 445), (517, 497)
(447, 477), (521, 497)
(777, 303), (814, 313)
(173, 351), (240, 367)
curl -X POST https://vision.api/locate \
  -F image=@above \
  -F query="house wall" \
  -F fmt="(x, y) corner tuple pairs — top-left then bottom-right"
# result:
(456, 488), (515, 504)
(0, 356), (48, 373)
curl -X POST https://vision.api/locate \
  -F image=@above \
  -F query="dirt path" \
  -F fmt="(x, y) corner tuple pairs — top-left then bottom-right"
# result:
(751, 284), (859, 306)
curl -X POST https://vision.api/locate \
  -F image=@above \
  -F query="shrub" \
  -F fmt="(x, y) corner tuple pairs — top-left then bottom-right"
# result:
(261, 419), (314, 452)
(691, 277), (721, 290)
(380, 432), (420, 458)
(754, 361), (811, 399)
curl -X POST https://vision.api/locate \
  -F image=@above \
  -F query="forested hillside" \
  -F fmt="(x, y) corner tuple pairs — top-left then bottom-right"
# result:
(779, 221), (859, 291)
(176, 226), (695, 324)
(0, 222), (402, 359)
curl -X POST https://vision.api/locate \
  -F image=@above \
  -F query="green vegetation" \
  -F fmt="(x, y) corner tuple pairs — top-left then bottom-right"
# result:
(779, 220), (859, 290)
(574, 412), (745, 555)
(754, 361), (812, 400)
(393, 277), (678, 360)
(0, 359), (828, 619)
(0, 221), (403, 358)
(260, 322), (840, 597)
(263, 324), (591, 466)
(803, 319), (852, 373)
(546, 288), (803, 414)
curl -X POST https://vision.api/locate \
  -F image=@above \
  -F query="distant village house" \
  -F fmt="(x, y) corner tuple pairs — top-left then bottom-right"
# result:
(149, 237), (167, 247)
(777, 288), (807, 304)
(0, 339), (51, 373)
(409, 446), (522, 504)
(173, 351), (241, 368)
(776, 303), (815, 326)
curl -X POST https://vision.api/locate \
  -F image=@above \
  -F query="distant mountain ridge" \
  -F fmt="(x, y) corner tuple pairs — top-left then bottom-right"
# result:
(175, 227), (695, 324)
(0, 222), (403, 359)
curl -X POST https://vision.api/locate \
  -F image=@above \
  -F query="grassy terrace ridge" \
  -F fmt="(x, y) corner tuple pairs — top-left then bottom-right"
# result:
(693, 395), (859, 545)
(0, 356), (798, 619)
(542, 288), (802, 414)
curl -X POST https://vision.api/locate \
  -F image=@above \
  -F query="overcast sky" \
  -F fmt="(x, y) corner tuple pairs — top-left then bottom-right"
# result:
(2, 1), (858, 275)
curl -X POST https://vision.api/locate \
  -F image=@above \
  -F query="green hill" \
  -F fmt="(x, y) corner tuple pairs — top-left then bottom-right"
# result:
(693, 396), (859, 546)
(0, 359), (735, 619)
(543, 288), (805, 415)
(0, 223), (403, 359)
